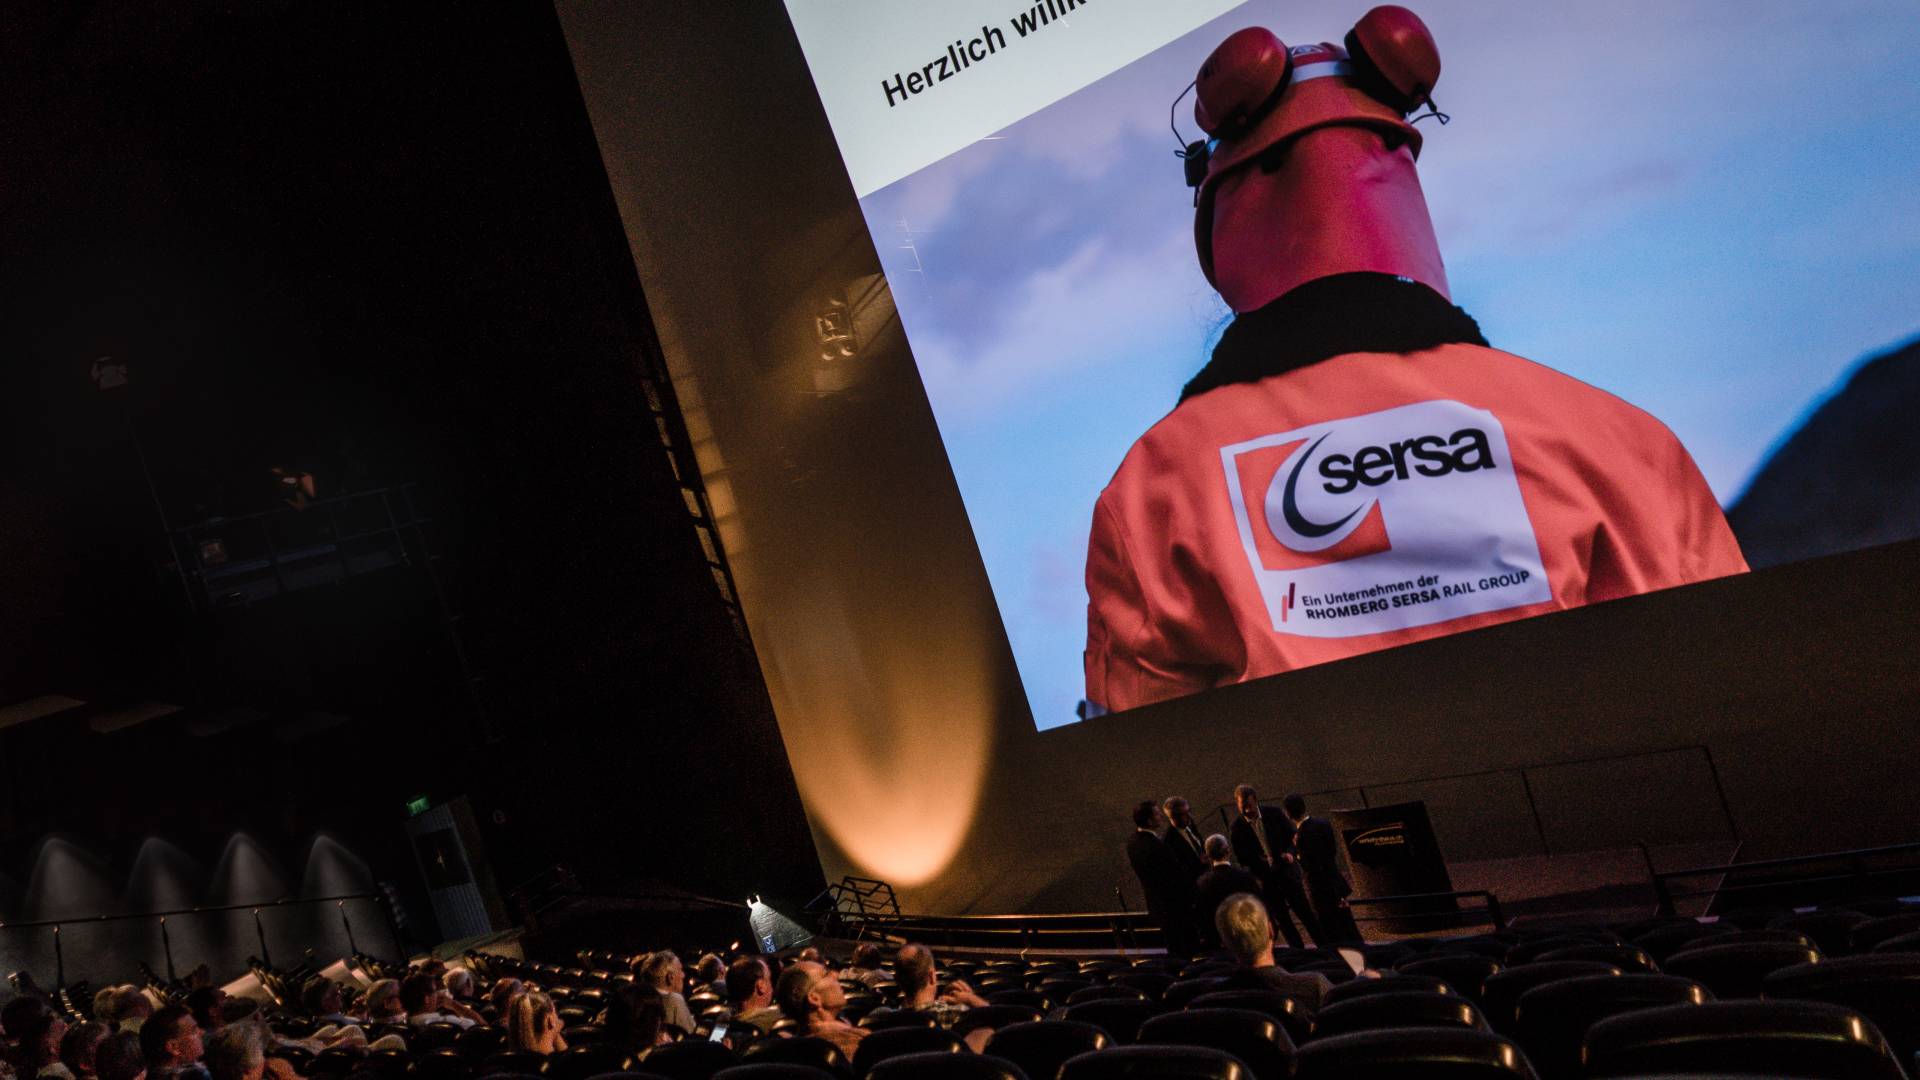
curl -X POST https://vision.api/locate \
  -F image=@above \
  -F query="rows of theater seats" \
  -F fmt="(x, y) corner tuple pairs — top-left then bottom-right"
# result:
(444, 902), (1920, 1080)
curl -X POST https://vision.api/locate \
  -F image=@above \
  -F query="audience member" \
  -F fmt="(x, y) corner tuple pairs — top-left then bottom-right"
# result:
(773, 961), (865, 1061)
(485, 979), (522, 1017)
(632, 953), (696, 1036)
(359, 981), (405, 1026)
(7, 999), (68, 1080)
(441, 970), (478, 1006)
(840, 944), (887, 990)
(505, 994), (566, 1055)
(891, 944), (985, 1026)
(89, 993), (121, 1033)
(138, 1006), (208, 1080)
(200, 1026), (262, 1080)
(1193, 834), (1263, 950)
(598, 985), (668, 1052)
(722, 959), (780, 1033)
(691, 955), (725, 995)
(59, 1023), (109, 1080)
(92, 1035), (144, 1080)
(793, 948), (824, 965)
(183, 993), (226, 1042)
(1213, 893), (1334, 1010)
(399, 973), (481, 1029)
(299, 983), (349, 1028)
(109, 994), (151, 1036)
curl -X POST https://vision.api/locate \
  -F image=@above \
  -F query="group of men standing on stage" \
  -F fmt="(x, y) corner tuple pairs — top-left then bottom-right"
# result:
(1127, 785), (1362, 958)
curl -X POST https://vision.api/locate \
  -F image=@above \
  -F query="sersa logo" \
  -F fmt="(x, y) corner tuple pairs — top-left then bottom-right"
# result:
(1219, 401), (1550, 637)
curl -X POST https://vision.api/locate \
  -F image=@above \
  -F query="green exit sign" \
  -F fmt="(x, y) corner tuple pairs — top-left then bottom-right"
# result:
(406, 795), (431, 816)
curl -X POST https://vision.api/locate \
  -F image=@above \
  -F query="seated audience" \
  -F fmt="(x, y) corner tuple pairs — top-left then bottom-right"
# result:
(485, 979), (522, 1017)
(399, 973), (482, 1029)
(300, 983), (349, 1028)
(93, 1035), (144, 1080)
(200, 1026), (262, 1080)
(1193, 834), (1263, 950)
(138, 1006), (208, 1080)
(632, 952), (696, 1036)
(360, 981), (405, 1026)
(691, 955), (725, 996)
(722, 958), (780, 1033)
(598, 985), (668, 1052)
(773, 961), (864, 1061)
(90, 993), (121, 1032)
(1213, 893), (1334, 1010)
(505, 994), (566, 1055)
(60, 1023), (109, 1080)
(7, 998), (69, 1080)
(109, 993), (152, 1036)
(183, 993), (226, 1042)
(891, 943), (991, 1050)
(840, 944), (888, 990)
(442, 970), (478, 1007)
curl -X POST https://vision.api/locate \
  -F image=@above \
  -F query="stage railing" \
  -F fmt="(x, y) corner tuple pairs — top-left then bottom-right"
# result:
(0, 894), (402, 989)
(1349, 888), (1506, 931)
(1648, 840), (1920, 916)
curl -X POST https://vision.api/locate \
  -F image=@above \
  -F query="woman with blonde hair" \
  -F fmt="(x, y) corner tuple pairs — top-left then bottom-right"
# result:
(506, 993), (567, 1055)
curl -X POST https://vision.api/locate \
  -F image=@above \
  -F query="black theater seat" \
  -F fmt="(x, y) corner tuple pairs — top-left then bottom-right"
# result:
(1878, 931), (1920, 952)
(1762, 951), (1920, 1062)
(950, 1004), (1044, 1037)
(1769, 910), (1867, 956)
(1180, 960), (1235, 980)
(458, 1027), (506, 1059)
(413, 1049), (476, 1080)
(1138, 1007), (1293, 1080)
(1111, 972), (1175, 999)
(548, 1045), (637, 1080)
(362, 1049), (415, 1080)
(1038, 977), (1090, 1000)
(1503, 934), (1617, 966)
(1307, 990), (1486, 1040)
(985, 989), (1050, 1012)
(1709, 928), (1816, 950)
(740, 1036), (852, 1080)
(1291, 1027), (1538, 1079)
(1322, 973), (1453, 1005)
(1058, 1044), (1252, 1080)
(1633, 920), (1737, 962)
(984, 1020), (1110, 1080)
(1186, 990), (1314, 1044)
(1581, 999), (1906, 1079)
(415, 1023), (466, 1052)
(1532, 942), (1655, 972)
(1162, 977), (1229, 1008)
(585, 1072), (673, 1080)
(1660, 940), (1821, 998)
(1063, 998), (1159, 1043)
(480, 1050), (548, 1076)
(1509, 973), (1709, 1080)
(1397, 954), (1501, 1004)
(1067, 984), (1146, 1005)
(712, 1066), (840, 1080)
(1478, 961), (1623, 1034)
(865, 1053), (1030, 1080)
(639, 1039), (739, 1080)
(1434, 935), (1517, 961)
(850, 1026), (962, 1077)
(857, 1009), (934, 1030)
(1850, 911), (1920, 952)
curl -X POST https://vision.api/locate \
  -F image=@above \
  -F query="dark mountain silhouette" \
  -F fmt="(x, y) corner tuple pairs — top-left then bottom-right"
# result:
(1728, 336), (1920, 569)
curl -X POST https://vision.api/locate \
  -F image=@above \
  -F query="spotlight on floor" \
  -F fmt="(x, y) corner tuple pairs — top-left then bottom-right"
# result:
(746, 895), (812, 955)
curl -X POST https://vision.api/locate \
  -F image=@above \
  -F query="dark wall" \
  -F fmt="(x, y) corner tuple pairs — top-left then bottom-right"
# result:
(0, 0), (824, 934)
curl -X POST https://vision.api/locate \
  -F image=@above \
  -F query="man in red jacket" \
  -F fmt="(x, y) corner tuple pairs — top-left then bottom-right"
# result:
(1084, 8), (1746, 714)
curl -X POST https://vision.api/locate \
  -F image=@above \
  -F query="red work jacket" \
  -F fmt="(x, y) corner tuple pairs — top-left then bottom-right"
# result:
(1084, 343), (1747, 712)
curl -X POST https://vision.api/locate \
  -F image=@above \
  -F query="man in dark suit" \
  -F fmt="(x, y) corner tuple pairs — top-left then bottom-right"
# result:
(1284, 793), (1363, 945)
(1126, 800), (1198, 958)
(1161, 796), (1209, 881)
(1228, 784), (1322, 948)
(1191, 833), (1262, 951)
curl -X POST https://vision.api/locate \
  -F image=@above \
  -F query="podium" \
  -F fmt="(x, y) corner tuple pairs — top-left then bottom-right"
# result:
(1328, 800), (1458, 933)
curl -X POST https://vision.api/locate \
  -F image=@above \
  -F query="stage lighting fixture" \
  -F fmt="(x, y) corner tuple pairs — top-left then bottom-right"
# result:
(198, 539), (229, 566)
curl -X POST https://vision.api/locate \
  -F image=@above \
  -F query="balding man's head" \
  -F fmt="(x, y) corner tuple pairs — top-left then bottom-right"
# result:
(773, 960), (844, 1022)
(894, 943), (935, 992)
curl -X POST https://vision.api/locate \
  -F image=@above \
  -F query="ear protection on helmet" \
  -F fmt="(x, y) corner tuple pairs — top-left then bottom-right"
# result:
(1343, 5), (1443, 116)
(1177, 6), (1444, 192)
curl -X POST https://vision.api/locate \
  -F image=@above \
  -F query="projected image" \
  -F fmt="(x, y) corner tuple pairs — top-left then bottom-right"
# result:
(786, 0), (1920, 728)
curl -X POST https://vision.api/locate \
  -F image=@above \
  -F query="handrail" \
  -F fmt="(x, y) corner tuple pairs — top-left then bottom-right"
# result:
(1347, 888), (1506, 931)
(1213, 743), (1739, 858)
(1647, 840), (1920, 915)
(0, 893), (400, 989)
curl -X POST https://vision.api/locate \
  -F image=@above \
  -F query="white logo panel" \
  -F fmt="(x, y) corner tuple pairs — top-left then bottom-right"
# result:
(1218, 400), (1551, 637)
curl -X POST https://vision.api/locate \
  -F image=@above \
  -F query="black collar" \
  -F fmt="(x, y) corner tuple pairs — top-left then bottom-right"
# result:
(1182, 272), (1488, 403)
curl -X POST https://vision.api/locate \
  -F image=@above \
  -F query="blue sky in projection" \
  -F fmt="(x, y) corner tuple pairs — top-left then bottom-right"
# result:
(856, 0), (1920, 731)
